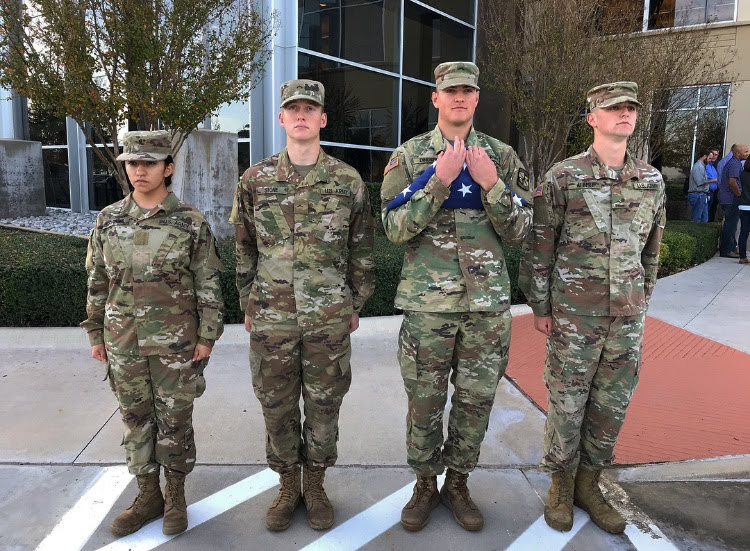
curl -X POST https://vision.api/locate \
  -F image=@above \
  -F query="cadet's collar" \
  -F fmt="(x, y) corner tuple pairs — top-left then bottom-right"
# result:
(430, 124), (478, 153)
(587, 145), (639, 181)
(123, 191), (179, 219)
(276, 148), (329, 185)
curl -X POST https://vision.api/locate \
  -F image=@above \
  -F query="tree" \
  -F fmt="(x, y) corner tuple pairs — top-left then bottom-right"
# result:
(0, 0), (276, 194)
(480, 0), (736, 184)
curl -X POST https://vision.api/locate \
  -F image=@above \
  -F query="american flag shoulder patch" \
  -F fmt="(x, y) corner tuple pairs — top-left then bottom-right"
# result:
(384, 156), (399, 175)
(533, 183), (544, 198)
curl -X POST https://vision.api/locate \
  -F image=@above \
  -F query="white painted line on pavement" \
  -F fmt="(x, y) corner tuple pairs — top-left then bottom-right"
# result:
(505, 510), (589, 551)
(300, 474), (445, 551)
(36, 466), (132, 551)
(625, 522), (680, 550)
(96, 468), (277, 551)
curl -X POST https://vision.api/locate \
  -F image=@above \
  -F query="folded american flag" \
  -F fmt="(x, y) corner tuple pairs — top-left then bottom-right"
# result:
(385, 162), (527, 213)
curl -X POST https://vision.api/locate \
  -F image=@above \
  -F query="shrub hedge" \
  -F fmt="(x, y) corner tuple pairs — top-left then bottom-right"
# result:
(0, 216), (720, 326)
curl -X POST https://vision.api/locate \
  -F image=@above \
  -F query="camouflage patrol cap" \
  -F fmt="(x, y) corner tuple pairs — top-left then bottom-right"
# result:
(116, 130), (172, 161)
(434, 62), (480, 91)
(280, 79), (325, 107)
(586, 81), (641, 110)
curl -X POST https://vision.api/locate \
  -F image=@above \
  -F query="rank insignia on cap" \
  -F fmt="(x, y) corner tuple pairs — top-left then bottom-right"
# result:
(384, 156), (399, 175)
(533, 184), (544, 198)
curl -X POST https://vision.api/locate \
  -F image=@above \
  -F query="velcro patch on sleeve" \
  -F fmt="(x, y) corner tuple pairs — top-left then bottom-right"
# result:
(384, 156), (399, 176)
(533, 183), (544, 198)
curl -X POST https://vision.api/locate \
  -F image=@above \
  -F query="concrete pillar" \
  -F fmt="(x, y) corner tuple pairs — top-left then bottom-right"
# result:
(0, 139), (46, 218)
(171, 129), (238, 238)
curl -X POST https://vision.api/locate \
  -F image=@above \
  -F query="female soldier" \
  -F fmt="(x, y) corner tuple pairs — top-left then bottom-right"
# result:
(81, 130), (224, 537)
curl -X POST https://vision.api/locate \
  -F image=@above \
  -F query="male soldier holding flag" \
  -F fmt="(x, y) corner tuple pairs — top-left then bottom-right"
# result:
(520, 82), (666, 534)
(381, 61), (533, 532)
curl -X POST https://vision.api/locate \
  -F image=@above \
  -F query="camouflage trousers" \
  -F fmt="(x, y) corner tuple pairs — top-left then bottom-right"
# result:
(249, 320), (352, 473)
(541, 312), (645, 473)
(398, 310), (512, 476)
(107, 352), (199, 476)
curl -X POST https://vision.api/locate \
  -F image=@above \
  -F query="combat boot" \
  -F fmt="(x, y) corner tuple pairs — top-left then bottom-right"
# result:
(110, 471), (164, 537)
(400, 475), (440, 531)
(544, 471), (574, 532)
(162, 468), (188, 535)
(265, 465), (301, 531)
(440, 469), (484, 531)
(303, 465), (334, 530)
(574, 469), (626, 534)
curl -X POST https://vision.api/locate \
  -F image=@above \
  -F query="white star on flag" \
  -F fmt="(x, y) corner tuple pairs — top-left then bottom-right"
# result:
(458, 183), (472, 197)
(401, 185), (413, 197)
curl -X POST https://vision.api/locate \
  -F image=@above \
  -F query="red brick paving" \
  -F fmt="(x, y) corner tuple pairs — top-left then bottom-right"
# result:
(506, 314), (750, 464)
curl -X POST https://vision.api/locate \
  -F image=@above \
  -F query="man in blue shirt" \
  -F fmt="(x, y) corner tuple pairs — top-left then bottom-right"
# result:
(705, 147), (719, 221)
(719, 144), (748, 257)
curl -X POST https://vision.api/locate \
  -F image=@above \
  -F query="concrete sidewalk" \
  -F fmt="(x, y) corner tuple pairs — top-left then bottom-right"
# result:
(0, 255), (748, 550)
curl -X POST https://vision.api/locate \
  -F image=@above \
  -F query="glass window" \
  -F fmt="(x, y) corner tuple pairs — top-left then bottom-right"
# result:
(298, 52), (398, 147)
(88, 146), (124, 210)
(403, 2), (473, 83)
(298, 0), (400, 73)
(417, 0), (474, 24)
(213, 100), (250, 135)
(323, 145), (392, 182)
(28, 102), (66, 146)
(401, 80), (438, 141)
(652, 83), (729, 182)
(42, 148), (70, 208)
(238, 141), (251, 178)
(648, 0), (735, 29)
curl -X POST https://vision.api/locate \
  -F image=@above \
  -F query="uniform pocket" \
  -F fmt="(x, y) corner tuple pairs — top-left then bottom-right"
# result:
(397, 321), (419, 384)
(255, 193), (291, 246)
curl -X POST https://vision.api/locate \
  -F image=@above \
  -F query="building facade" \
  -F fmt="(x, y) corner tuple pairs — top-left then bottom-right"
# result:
(2, 0), (749, 210)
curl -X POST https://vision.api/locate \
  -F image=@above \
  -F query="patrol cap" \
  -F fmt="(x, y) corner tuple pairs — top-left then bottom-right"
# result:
(434, 62), (480, 91)
(116, 131), (172, 161)
(280, 79), (325, 107)
(586, 81), (641, 110)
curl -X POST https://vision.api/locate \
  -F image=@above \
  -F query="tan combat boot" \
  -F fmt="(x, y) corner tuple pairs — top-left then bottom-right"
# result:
(439, 469), (484, 531)
(400, 475), (440, 531)
(110, 472), (164, 537)
(574, 469), (626, 534)
(162, 468), (188, 535)
(265, 465), (301, 531)
(544, 471), (574, 532)
(303, 465), (334, 530)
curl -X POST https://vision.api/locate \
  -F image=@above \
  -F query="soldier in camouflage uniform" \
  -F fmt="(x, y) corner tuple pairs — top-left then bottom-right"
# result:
(229, 79), (375, 532)
(82, 130), (224, 537)
(519, 82), (666, 534)
(381, 62), (533, 532)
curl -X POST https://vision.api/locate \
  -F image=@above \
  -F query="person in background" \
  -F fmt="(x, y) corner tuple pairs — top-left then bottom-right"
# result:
(687, 149), (714, 222)
(736, 159), (750, 264)
(705, 147), (720, 221)
(719, 144), (748, 257)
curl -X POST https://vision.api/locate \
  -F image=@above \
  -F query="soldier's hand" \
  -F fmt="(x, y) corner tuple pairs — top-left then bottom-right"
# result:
(91, 344), (107, 363)
(193, 343), (212, 362)
(349, 312), (360, 333)
(466, 146), (498, 191)
(244, 314), (252, 333)
(435, 137), (467, 187)
(533, 315), (553, 336)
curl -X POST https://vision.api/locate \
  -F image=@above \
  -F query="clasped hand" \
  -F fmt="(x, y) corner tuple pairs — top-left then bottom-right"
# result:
(435, 137), (498, 191)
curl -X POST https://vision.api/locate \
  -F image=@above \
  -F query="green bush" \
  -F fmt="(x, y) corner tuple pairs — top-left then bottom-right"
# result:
(0, 215), (721, 326)
(657, 220), (720, 277)
(0, 229), (88, 326)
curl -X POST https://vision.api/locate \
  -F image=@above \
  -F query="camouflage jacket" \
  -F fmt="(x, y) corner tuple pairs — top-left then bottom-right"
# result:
(381, 125), (533, 313)
(519, 146), (666, 317)
(229, 148), (375, 326)
(81, 192), (225, 356)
